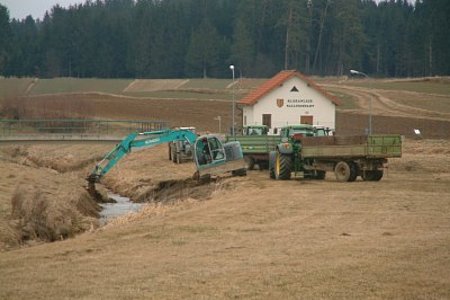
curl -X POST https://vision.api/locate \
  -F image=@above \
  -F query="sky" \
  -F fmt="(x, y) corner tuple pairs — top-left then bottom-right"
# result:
(0, 0), (416, 21)
(0, 0), (85, 20)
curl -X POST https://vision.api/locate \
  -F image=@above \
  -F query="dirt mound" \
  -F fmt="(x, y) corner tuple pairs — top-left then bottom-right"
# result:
(10, 184), (100, 243)
(135, 177), (234, 204)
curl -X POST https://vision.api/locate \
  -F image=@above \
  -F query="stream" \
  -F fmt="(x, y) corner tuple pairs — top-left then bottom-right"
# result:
(100, 193), (144, 224)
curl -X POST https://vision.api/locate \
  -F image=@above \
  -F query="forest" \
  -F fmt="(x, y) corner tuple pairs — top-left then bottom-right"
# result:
(0, 0), (449, 79)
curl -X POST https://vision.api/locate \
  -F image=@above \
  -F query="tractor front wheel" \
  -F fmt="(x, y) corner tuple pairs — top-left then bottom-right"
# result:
(269, 151), (277, 179)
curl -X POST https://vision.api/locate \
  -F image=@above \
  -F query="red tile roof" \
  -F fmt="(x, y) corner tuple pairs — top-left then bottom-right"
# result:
(239, 70), (341, 106)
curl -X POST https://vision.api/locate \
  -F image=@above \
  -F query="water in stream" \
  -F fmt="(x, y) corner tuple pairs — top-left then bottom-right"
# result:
(100, 193), (144, 224)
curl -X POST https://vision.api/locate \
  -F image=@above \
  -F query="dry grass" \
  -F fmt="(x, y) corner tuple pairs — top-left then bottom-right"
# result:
(0, 143), (110, 249)
(10, 184), (97, 242)
(0, 78), (450, 298)
(1, 139), (449, 299)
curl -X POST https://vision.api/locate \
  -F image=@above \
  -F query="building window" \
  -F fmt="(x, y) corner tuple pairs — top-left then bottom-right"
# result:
(300, 115), (313, 125)
(262, 114), (272, 128)
(244, 115), (247, 126)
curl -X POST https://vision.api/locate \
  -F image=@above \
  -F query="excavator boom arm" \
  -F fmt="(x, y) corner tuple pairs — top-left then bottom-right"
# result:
(87, 129), (197, 183)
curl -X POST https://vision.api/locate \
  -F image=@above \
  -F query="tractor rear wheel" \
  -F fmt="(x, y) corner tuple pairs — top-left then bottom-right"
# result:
(275, 153), (292, 180)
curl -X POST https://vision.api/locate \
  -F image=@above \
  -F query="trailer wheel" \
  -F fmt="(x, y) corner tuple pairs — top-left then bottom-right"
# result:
(258, 161), (269, 170)
(348, 162), (358, 182)
(362, 170), (383, 181)
(275, 153), (292, 180)
(372, 170), (383, 181)
(269, 151), (277, 179)
(244, 156), (255, 170)
(335, 161), (352, 182)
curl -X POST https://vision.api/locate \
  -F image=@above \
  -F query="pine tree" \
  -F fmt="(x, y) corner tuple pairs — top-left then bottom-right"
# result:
(185, 18), (221, 78)
(230, 19), (255, 77)
(0, 4), (12, 75)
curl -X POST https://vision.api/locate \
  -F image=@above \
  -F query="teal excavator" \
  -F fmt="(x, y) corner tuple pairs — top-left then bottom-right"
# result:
(87, 128), (246, 199)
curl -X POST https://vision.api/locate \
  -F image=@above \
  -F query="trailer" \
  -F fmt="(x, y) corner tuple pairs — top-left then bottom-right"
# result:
(269, 134), (402, 182)
(227, 124), (330, 170)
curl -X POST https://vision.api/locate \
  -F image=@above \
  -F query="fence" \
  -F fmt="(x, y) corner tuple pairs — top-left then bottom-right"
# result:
(0, 119), (169, 139)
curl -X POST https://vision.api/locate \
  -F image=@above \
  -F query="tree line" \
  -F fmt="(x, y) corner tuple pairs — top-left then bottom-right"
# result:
(0, 0), (449, 79)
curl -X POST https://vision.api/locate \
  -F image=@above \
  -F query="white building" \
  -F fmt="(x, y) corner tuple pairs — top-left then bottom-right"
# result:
(239, 70), (340, 132)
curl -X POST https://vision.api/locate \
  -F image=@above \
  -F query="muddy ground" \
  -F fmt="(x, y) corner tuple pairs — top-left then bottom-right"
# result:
(0, 78), (450, 298)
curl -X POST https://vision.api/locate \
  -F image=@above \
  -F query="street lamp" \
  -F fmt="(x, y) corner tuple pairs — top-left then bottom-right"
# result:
(350, 69), (371, 135)
(229, 65), (236, 137)
(214, 116), (222, 133)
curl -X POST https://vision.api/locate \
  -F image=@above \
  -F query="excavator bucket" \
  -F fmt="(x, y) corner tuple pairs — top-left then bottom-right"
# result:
(86, 174), (104, 202)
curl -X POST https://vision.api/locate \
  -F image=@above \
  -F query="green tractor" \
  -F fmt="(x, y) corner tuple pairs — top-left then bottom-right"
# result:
(269, 133), (325, 180)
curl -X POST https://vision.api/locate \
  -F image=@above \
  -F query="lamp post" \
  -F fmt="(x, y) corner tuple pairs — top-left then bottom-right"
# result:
(214, 116), (221, 133)
(229, 65), (236, 137)
(350, 69), (371, 135)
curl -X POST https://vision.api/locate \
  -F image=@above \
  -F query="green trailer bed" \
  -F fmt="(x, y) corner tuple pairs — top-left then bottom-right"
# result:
(229, 135), (281, 154)
(301, 135), (402, 159)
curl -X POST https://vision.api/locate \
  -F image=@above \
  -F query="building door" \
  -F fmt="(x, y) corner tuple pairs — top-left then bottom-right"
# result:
(262, 114), (272, 128)
(300, 115), (313, 125)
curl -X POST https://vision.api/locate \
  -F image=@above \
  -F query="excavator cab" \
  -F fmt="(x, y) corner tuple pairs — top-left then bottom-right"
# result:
(193, 135), (247, 179)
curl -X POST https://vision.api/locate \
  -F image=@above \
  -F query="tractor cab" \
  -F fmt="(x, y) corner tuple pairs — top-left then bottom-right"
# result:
(194, 135), (247, 179)
(280, 124), (315, 139)
(313, 125), (333, 136)
(242, 125), (269, 136)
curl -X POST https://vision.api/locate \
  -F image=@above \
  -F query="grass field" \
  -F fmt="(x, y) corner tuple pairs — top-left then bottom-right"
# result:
(29, 78), (133, 95)
(0, 78), (35, 98)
